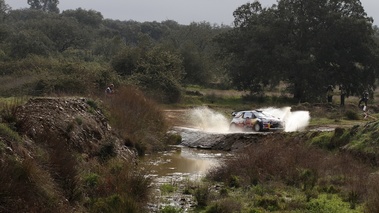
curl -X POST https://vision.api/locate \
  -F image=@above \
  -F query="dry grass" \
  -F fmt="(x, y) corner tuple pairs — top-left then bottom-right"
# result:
(366, 173), (379, 212)
(102, 86), (169, 155)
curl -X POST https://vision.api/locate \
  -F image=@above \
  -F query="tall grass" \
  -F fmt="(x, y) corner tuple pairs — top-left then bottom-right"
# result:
(103, 86), (169, 155)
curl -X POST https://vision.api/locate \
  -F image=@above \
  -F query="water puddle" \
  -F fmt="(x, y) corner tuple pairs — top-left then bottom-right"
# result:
(142, 145), (229, 212)
(141, 145), (228, 179)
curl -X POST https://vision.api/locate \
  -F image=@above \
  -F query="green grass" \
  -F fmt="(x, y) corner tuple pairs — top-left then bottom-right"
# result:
(160, 183), (176, 195)
(307, 193), (363, 213)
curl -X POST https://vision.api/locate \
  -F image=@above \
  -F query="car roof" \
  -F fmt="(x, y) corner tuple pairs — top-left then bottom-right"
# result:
(238, 110), (263, 113)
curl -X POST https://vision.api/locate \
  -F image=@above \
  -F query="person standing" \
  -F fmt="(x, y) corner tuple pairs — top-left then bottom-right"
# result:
(326, 85), (334, 103)
(358, 91), (369, 113)
(339, 84), (347, 106)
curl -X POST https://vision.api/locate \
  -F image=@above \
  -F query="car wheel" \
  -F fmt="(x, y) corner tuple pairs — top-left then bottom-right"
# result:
(229, 123), (240, 132)
(253, 123), (261, 132)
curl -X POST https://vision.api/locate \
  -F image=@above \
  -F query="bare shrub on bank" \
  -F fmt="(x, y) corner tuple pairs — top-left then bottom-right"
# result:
(366, 173), (379, 213)
(103, 86), (169, 155)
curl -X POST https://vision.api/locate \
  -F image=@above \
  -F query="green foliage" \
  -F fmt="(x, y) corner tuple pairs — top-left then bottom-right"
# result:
(61, 8), (103, 27)
(86, 99), (98, 110)
(306, 194), (362, 213)
(0, 56), (107, 97)
(90, 194), (139, 213)
(160, 183), (176, 195)
(309, 132), (333, 149)
(217, 0), (378, 102)
(343, 121), (379, 154)
(165, 133), (182, 145)
(27, 0), (60, 13)
(345, 110), (360, 120)
(228, 175), (240, 188)
(84, 173), (100, 188)
(194, 183), (211, 207)
(256, 195), (281, 211)
(98, 142), (116, 162)
(0, 98), (25, 124)
(205, 198), (242, 213)
(112, 45), (185, 103)
(160, 205), (184, 213)
(0, 123), (22, 143)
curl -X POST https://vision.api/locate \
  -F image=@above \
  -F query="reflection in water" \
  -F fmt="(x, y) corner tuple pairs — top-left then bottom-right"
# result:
(141, 145), (227, 178)
(143, 146), (230, 211)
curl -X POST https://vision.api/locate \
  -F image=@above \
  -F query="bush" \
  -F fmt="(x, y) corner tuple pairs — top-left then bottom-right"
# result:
(366, 173), (379, 213)
(160, 183), (176, 195)
(160, 205), (184, 213)
(194, 183), (211, 207)
(205, 198), (242, 213)
(0, 123), (22, 143)
(103, 86), (169, 154)
(345, 110), (360, 120)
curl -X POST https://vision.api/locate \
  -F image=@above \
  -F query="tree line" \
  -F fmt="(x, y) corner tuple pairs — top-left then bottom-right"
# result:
(217, 0), (379, 102)
(0, 0), (378, 102)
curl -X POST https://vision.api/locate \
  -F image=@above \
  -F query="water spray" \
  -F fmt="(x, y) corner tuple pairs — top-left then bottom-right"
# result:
(188, 106), (310, 133)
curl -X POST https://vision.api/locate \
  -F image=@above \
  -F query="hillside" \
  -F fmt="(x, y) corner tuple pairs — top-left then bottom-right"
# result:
(0, 97), (143, 212)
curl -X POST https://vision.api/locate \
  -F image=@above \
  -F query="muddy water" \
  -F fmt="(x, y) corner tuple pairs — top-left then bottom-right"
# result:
(141, 143), (230, 213)
(141, 145), (228, 178)
(142, 145), (229, 212)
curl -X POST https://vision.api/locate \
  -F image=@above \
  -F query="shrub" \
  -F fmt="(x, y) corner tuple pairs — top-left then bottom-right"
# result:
(160, 183), (176, 195)
(0, 123), (22, 143)
(103, 86), (169, 154)
(228, 175), (241, 188)
(165, 133), (182, 145)
(98, 142), (116, 162)
(345, 110), (360, 120)
(160, 205), (184, 213)
(309, 132), (333, 149)
(0, 98), (25, 124)
(90, 194), (139, 213)
(256, 195), (280, 211)
(84, 173), (100, 188)
(205, 198), (242, 213)
(87, 158), (152, 212)
(194, 183), (211, 207)
(365, 173), (379, 213)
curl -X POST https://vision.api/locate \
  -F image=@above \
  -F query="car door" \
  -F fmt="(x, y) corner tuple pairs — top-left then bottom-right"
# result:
(242, 111), (256, 127)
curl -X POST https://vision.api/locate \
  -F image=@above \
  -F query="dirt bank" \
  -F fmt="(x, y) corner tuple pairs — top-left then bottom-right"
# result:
(13, 97), (134, 160)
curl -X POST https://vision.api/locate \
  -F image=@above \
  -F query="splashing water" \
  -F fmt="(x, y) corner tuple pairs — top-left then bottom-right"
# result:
(188, 107), (230, 133)
(188, 106), (310, 133)
(262, 107), (310, 132)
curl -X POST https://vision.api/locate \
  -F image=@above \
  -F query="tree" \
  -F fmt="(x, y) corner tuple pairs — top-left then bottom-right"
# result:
(216, 0), (379, 102)
(61, 8), (103, 28)
(0, 0), (9, 20)
(27, 0), (59, 13)
(111, 44), (184, 103)
(7, 29), (53, 58)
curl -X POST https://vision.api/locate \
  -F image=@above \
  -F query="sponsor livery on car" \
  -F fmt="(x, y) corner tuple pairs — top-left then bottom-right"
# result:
(229, 110), (285, 132)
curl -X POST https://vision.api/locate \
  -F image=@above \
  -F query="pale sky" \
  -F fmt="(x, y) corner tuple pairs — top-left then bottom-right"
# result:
(5, 0), (378, 26)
